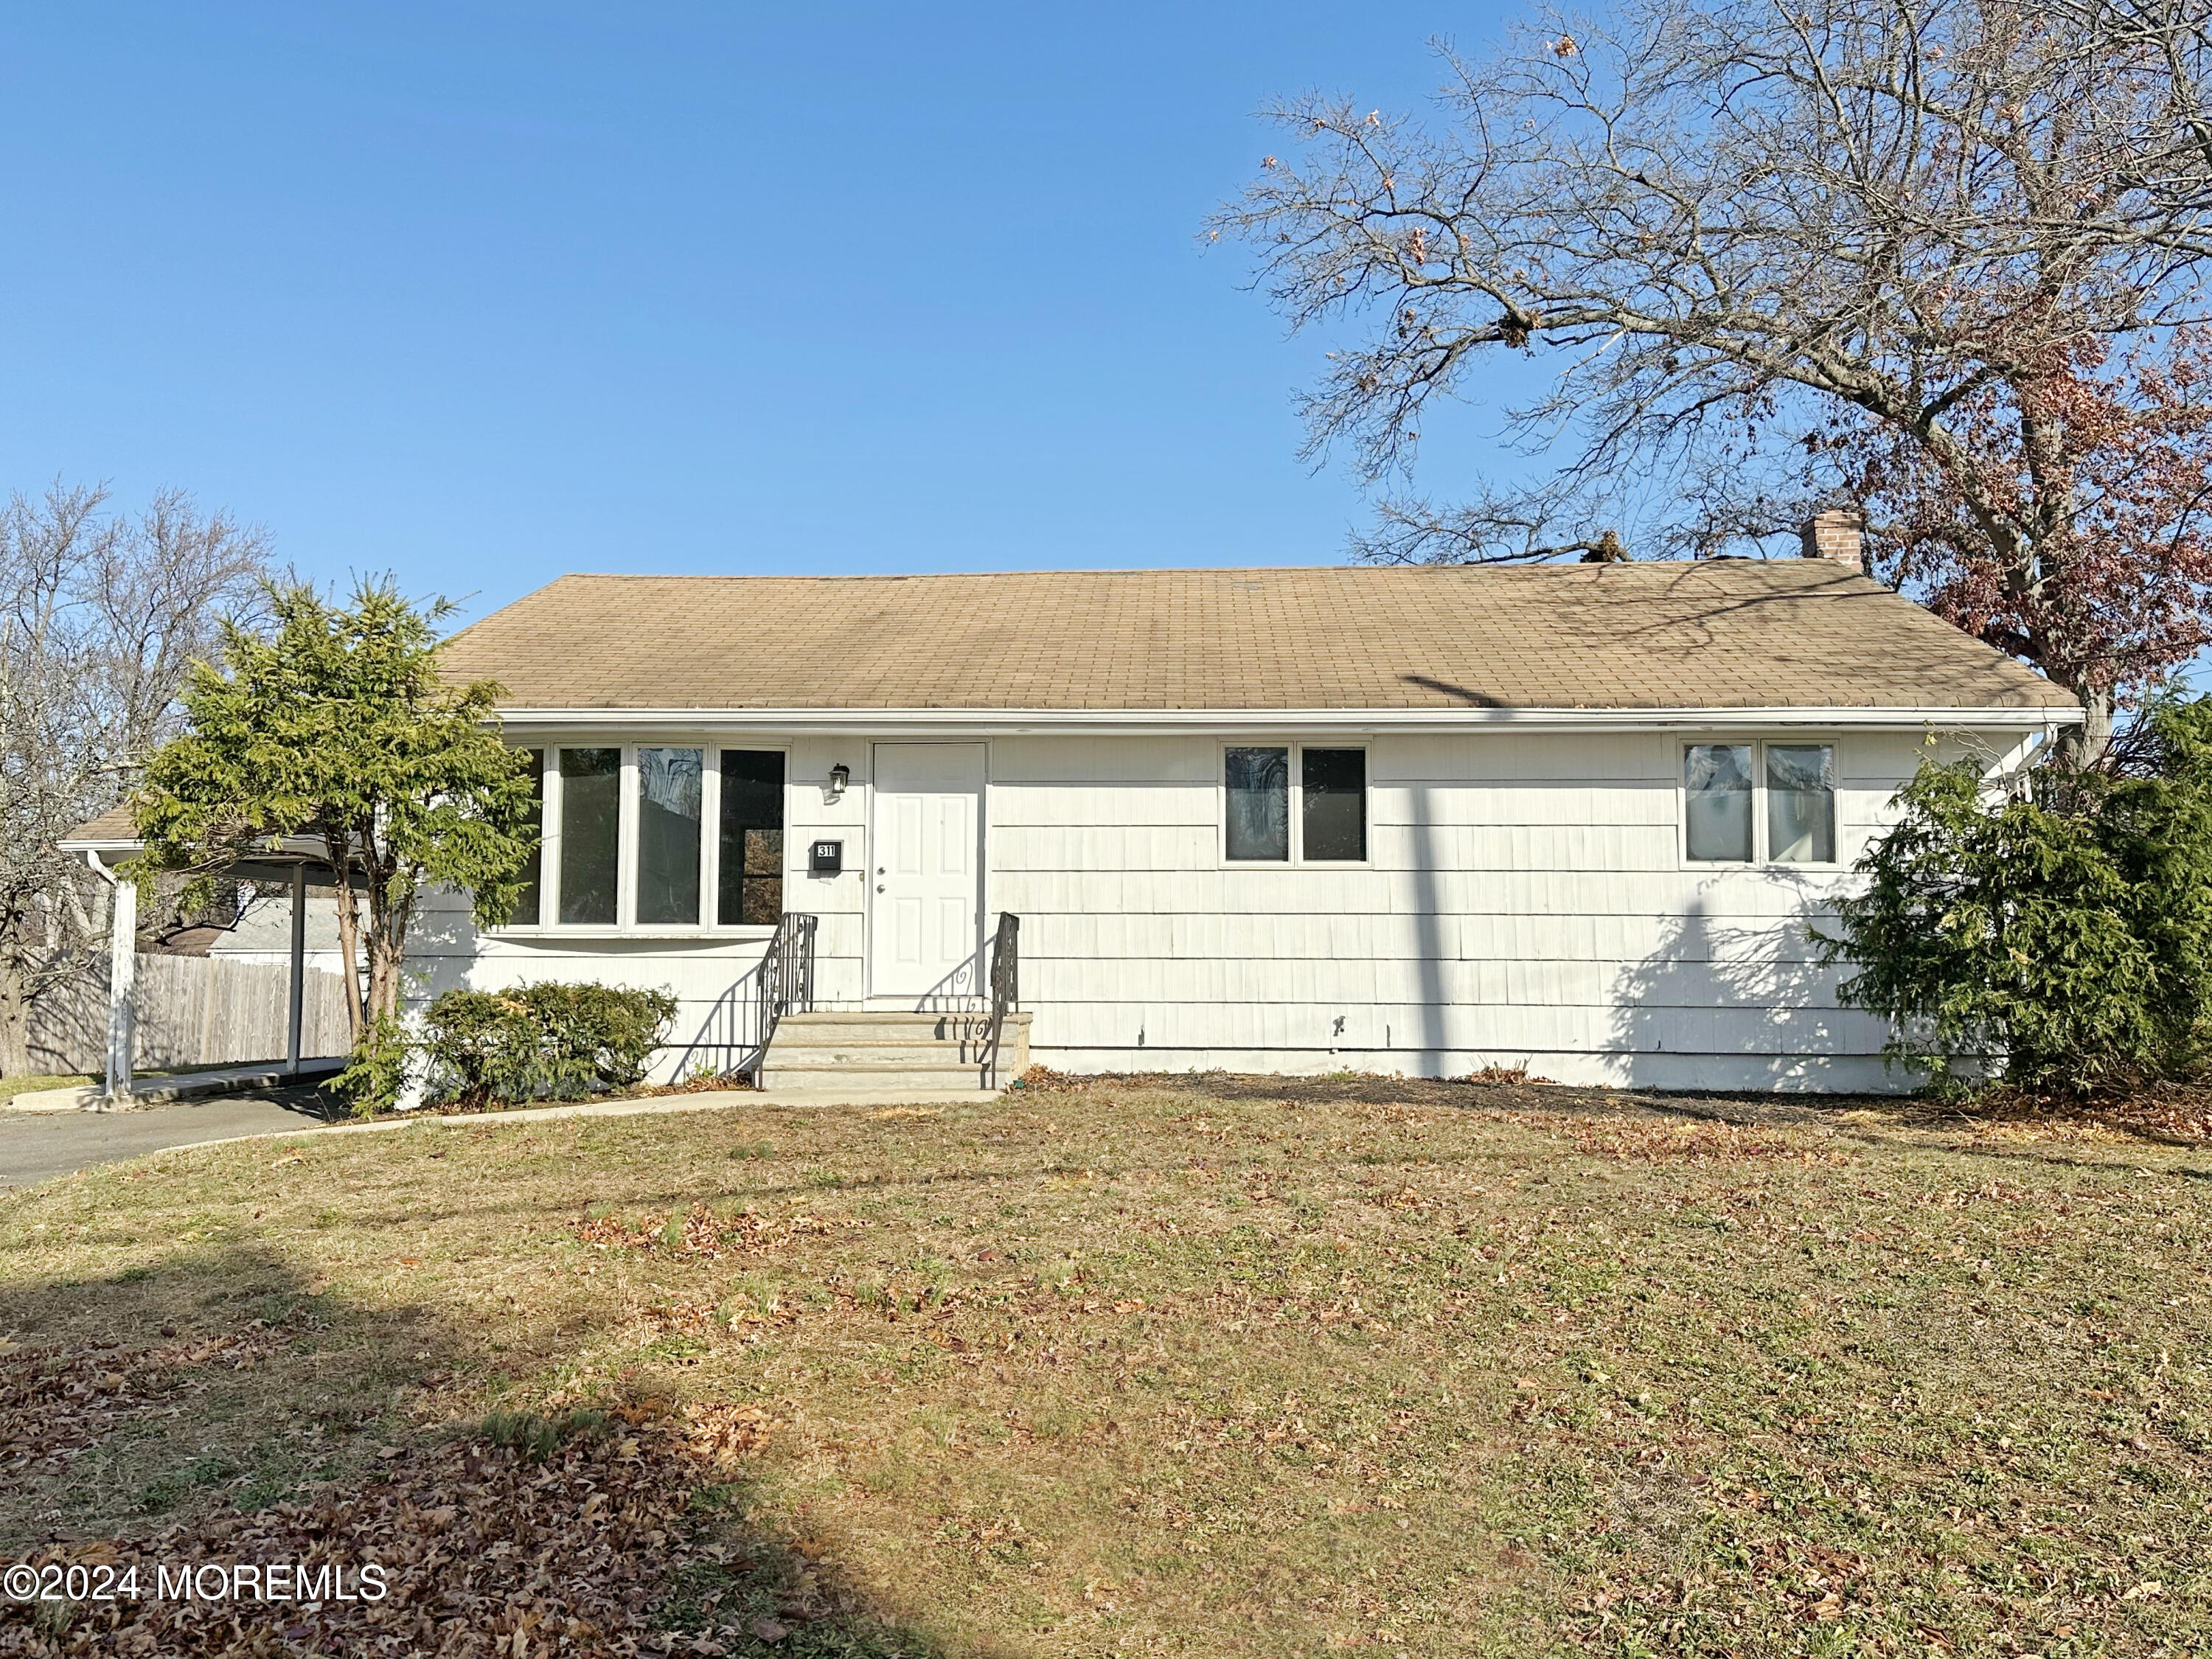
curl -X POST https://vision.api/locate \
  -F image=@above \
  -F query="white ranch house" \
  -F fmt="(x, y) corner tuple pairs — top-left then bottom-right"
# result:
(413, 527), (2079, 1096)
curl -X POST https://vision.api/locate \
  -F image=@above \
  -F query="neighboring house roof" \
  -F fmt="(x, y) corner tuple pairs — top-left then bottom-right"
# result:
(209, 893), (346, 959)
(60, 802), (142, 849)
(58, 807), (344, 873)
(442, 563), (2080, 716)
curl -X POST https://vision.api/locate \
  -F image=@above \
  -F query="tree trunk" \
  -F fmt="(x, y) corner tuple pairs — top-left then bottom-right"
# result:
(366, 925), (405, 1026)
(2056, 681), (2115, 771)
(0, 963), (31, 1077)
(358, 850), (406, 1029)
(327, 843), (366, 1045)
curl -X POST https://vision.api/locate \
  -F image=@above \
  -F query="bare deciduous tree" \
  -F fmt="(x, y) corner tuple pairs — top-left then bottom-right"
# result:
(1215, 0), (2212, 760)
(0, 484), (271, 1074)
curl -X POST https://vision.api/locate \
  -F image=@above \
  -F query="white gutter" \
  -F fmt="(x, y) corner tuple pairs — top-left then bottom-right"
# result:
(58, 832), (332, 859)
(490, 703), (2083, 737)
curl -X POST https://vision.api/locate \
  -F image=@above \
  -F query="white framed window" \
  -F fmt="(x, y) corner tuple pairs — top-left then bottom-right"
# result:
(1222, 743), (1368, 864)
(1683, 741), (1837, 866)
(501, 743), (788, 932)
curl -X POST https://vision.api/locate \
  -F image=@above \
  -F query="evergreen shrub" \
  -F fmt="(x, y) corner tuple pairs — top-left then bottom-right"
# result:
(419, 981), (679, 1107)
(1818, 698), (2212, 1093)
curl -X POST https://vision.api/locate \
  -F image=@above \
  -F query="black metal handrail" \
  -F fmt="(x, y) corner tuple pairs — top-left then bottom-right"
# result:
(745, 911), (818, 1081)
(980, 911), (1019, 1088)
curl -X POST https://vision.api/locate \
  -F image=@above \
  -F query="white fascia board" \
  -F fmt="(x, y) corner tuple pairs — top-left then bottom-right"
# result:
(493, 704), (2081, 737)
(55, 832), (332, 862)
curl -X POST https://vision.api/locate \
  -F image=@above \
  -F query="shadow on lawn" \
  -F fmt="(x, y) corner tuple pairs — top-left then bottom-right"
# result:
(0, 1245), (966, 1659)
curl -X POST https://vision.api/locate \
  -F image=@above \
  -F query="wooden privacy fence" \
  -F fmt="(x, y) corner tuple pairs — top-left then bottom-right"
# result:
(27, 954), (355, 1075)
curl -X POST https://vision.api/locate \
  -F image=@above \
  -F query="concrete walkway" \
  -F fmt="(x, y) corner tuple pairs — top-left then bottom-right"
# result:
(0, 1082), (352, 1190)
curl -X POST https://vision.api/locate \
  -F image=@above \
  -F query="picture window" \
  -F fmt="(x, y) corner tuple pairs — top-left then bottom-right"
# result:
(502, 743), (788, 930)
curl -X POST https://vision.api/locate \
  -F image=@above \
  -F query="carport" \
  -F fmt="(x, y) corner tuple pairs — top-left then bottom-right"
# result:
(58, 805), (353, 1102)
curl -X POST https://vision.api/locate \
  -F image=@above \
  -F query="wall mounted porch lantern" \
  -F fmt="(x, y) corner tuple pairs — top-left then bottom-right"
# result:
(827, 763), (851, 800)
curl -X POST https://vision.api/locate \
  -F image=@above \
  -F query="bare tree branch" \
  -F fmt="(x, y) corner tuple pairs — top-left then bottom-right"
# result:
(0, 484), (272, 1071)
(1214, 0), (2212, 761)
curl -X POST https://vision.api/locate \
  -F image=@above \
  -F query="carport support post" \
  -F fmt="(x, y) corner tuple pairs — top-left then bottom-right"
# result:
(105, 871), (136, 1102)
(285, 861), (307, 1076)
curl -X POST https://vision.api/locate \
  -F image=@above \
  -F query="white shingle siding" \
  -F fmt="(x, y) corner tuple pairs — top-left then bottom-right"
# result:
(408, 725), (2000, 1093)
(976, 731), (1919, 1091)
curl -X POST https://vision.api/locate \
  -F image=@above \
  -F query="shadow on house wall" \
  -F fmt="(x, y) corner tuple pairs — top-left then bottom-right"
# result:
(406, 906), (779, 1082)
(662, 956), (777, 1079)
(1609, 879), (1888, 1090)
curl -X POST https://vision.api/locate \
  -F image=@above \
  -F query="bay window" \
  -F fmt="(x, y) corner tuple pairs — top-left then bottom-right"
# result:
(504, 744), (787, 930)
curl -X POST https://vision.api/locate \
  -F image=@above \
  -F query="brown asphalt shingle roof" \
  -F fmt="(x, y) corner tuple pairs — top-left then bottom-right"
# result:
(440, 563), (2077, 714)
(59, 803), (139, 846)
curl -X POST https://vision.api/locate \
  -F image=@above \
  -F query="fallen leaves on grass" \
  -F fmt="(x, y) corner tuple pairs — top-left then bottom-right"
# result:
(1458, 1064), (1559, 1085)
(640, 1298), (719, 1336)
(1, 1334), (279, 1481)
(1014, 1064), (1092, 1093)
(1965, 1079), (2212, 1144)
(574, 1204), (871, 1258)
(0, 1399), (779, 1658)
(688, 1401), (775, 1461)
(627, 1073), (757, 1099)
(1566, 1119), (1848, 1166)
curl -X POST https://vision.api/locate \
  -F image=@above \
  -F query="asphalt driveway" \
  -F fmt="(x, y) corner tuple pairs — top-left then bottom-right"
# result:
(0, 1083), (352, 1189)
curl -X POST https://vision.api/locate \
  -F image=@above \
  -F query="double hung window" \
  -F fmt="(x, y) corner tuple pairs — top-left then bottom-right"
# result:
(1684, 742), (1836, 864)
(505, 745), (787, 929)
(1225, 745), (1368, 863)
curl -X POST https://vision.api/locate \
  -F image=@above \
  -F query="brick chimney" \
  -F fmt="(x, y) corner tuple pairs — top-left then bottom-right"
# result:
(1800, 509), (1866, 570)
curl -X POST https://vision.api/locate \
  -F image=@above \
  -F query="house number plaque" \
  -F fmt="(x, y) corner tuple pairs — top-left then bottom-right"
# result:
(809, 840), (844, 875)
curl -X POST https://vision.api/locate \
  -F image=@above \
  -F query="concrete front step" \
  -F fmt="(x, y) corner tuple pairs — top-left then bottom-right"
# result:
(770, 1065), (982, 1089)
(776, 1009), (1029, 1023)
(774, 1014), (1000, 1039)
(777, 1011), (990, 1023)
(759, 1010), (1030, 1093)
(770, 1043), (991, 1064)
(772, 1029), (987, 1047)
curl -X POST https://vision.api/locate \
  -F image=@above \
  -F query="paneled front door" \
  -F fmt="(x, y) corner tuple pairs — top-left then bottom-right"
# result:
(868, 742), (986, 1002)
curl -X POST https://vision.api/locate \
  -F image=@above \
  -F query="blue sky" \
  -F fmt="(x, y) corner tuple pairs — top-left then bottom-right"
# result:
(0, 3), (1534, 625)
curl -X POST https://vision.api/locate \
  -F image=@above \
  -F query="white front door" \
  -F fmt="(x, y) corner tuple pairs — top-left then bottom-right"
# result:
(869, 742), (986, 1002)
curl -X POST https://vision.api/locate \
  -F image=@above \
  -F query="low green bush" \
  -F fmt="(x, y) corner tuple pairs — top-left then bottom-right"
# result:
(1818, 697), (2212, 1094)
(420, 981), (679, 1107)
(335, 1014), (410, 1119)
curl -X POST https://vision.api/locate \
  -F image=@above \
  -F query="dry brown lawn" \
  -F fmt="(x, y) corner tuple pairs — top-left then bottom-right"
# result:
(1, 1073), (2208, 1656)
